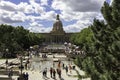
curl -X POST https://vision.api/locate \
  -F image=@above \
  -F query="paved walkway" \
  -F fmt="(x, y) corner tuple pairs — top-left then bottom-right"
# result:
(0, 54), (91, 80)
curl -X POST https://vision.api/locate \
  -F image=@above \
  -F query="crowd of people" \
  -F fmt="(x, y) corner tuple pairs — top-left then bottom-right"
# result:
(15, 53), (76, 80)
(24, 58), (75, 80)
(41, 60), (75, 80)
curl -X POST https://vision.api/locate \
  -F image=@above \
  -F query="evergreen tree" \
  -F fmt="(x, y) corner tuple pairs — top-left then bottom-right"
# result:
(74, 0), (120, 80)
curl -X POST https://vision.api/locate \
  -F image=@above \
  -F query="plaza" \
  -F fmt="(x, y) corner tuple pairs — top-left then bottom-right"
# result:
(0, 53), (90, 80)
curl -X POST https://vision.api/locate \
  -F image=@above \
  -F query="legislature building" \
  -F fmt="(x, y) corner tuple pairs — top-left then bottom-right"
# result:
(41, 14), (73, 44)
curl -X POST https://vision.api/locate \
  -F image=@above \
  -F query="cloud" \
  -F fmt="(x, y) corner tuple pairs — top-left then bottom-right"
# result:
(30, 22), (43, 27)
(64, 19), (92, 32)
(0, 1), (17, 11)
(26, 10), (56, 22)
(29, 0), (45, 14)
(52, 0), (105, 12)
(51, 0), (105, 21)
(0, 9), (25, 23)
(0, 0), (46, 24)
(51, 0), (105, 32)
(28, 26), (51, 33)
(0, 0), (106, 33)
(60, 11), (100, 21)
(28, 21), (51, 33)
(17, 2), (34, 14)
(63, 12), (104, 32)
(41, 0), (48, 6)
(0, 1), (34, 13)
(0, 16), (23, 23)
(40, 11), (56, 21)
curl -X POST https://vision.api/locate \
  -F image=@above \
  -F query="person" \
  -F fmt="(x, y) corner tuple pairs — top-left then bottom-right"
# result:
(53, 69), (56, 79)
(58, 62), (61, 68)
(23, 72), (26, 80)
(73, 65), (76, 70)
(65, 66), (68, 74)
(28, 62), (31, 70)
(53, 62), (55, 67)
(50, 67), (53, 78)
(42, 70), (45, 77)
(56, 68), (59, 75)
(62, 63), (64, 69)
(5, 59), (8, 65)
(25, 72), (29, 80)
(45, 68), (47, 77)
(17, 77), (20, 80)
(25, 63), (27, 70)
(43, 68), (47, 77)
(5, 59), (8, 70)
(27, 59), (30, 64)
(69, 64), (72, 73)
(8, 69), (13, 79)
(58, 69), (61, 78)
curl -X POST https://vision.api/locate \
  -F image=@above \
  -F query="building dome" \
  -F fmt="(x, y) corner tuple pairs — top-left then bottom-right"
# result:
(51, 14), (65, 33)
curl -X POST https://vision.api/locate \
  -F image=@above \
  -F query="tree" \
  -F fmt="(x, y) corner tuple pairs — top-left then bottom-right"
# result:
(0, 24), (44, 58)
(70, 27), (93, 49)
(74, 0), (120, 80)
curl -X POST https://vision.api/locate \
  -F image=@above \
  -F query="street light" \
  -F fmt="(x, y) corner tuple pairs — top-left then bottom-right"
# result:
(64, 42), (67, 53)
(19, 56), (24, 75)
(5, 48), (9, 71)
(30, 46), (33, 50)
(30, 46), (33, 54)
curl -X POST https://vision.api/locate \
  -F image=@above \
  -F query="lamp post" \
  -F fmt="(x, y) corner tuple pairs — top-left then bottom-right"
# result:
(19, 56), (24, 75)
(30, 46), (33, 58)
(5, 48), (9, 71)
(30, 46), (33, 53)
(64, 42), (67, 53)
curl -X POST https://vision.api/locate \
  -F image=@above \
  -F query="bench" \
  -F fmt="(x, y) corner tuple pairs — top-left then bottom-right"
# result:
(0, 70), (20, 76)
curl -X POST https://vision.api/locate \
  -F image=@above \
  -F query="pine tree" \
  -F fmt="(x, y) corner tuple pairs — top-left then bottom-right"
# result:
(75, 0), (120, 80)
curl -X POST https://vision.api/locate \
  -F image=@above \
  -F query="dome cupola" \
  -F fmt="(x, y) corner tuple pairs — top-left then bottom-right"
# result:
(51, 14), (65, 34)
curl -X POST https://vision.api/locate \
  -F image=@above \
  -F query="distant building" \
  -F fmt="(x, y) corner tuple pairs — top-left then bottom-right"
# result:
(40, 14), (73, 44)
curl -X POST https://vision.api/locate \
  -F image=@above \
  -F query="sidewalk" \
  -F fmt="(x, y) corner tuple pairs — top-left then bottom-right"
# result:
(24, 68), (79, 80)
(0, 57), (91, 80)
(21, 60), (90, 80)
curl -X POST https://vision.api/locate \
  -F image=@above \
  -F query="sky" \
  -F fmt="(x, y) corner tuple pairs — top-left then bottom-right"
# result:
(0, 0), (112, 33)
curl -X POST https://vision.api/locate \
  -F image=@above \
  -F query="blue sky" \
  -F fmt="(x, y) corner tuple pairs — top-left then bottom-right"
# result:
(106, 0), (111, 4)
(0, 0), (112, 33)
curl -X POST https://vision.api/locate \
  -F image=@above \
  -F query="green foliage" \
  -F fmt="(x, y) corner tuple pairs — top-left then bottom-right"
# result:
(70, 27), (93, 49)
(0, 24), (44, 58)
(73, 0), (120, 80)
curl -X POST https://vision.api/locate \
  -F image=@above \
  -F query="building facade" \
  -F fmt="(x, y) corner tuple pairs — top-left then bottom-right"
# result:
(41, 14), (73, 44)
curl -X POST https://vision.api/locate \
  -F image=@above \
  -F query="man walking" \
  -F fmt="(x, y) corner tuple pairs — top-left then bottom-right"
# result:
(53, 69), (56, 79)
(69, 64), (72, 73)
(50, 67), (53, 78)
(65, 66), (68, 74)
(44, 68), (47, 77)
(58, 69), (61, 78)
(25, 72), (29, 80)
